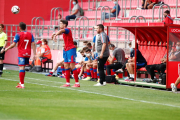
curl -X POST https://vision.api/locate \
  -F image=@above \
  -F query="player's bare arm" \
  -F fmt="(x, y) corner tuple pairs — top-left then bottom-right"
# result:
(5, 42), (16, 52)
(53, 29), (66, 42)
(31, 42), (36, 60)
(1, 40), (7, 53)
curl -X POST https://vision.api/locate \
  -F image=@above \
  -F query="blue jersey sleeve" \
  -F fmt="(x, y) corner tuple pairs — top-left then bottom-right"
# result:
(64, 28), (70, 34)
(113, 6), (116, 10)
(93, 36), (96, 43)
(13, 34), (20, 43)
(84, 57), (88, 61)
(31, 34), (35, 43)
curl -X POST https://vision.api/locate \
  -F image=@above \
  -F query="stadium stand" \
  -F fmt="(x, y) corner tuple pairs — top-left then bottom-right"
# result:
(3, 0), (180, 89)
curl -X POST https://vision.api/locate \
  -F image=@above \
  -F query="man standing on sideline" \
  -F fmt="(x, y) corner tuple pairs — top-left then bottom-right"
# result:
(5, 22), (36, 88)
(52, 20), (80, 87)
(0, 24), (7, 76)
(93, 24), (110, 86)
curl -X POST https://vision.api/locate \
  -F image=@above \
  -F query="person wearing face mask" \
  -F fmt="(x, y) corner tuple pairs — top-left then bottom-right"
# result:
(145, 41), (173, 83)
(82, 49), (98, 81)
(169, 42), (180, 61)
(101, 0), (120, 21)
(66, 0), (80, 21)
(83, 41), (88, 48)
(157, 10), (173, 24)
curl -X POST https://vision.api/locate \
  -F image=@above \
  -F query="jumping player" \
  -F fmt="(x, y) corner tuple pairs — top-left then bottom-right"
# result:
(5, 22), (36, 88)
(52, 20), (80, 87)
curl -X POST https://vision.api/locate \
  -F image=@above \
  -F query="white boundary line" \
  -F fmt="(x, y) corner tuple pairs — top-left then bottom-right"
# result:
(1, 77), (180, 109)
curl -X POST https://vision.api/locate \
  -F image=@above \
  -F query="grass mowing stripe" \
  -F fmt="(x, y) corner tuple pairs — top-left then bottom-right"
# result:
(1, 77), (180, 109)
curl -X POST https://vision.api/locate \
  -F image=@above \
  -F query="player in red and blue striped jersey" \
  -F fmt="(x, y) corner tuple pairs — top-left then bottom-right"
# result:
(52, 20), (80, 87)
(5, 22), (36, 89)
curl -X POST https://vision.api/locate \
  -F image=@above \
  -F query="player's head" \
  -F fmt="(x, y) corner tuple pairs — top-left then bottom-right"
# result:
(176, 42), (180, 51)
(0, 24), (4, 32)
(42, 39), (48, 45)
(58, 14), (62, 19)
(85, 49), (92, 57)
(73, 0), (78, 5)
(164, 10), (170, 18)
(80, 49), (85, 57)
(83, 41), (88, 47)
(60, 20), (68, 29)
(87, 42), (92, 49)
(19, 22), (26, 31)
(82, 47), (88, 52)
(74, 41), (78, 48)
(36, 40), (42, 47)
(97, 24), (104, 34)
(109, 44), (115, 51)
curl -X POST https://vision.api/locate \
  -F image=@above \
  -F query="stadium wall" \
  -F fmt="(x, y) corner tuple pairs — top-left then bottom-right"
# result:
(0, 0), (70, 24)
(4, 48), (63, 66)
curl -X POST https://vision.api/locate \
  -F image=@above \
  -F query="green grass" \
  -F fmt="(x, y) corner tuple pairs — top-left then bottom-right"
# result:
(0, 70), (180, 120)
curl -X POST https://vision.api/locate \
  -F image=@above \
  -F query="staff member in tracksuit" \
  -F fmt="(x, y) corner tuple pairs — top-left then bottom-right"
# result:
(93, 24), (110, 86)
(0, 24), (7, 76)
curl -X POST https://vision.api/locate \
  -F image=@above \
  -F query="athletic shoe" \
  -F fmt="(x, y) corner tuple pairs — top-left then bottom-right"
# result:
(152, 78), (158, 83)
(90, 78), (95, 81)
(45, 72), (53, 76)
(16, 84), (25, 89)
(82, 75), (86, 79)
(115, 69), (123, 73)
(59, 74), (65, 78)
(94, 83), (103, 86)
(171, 83), (177, 93)
(60, 84), (70, 87)
(71, 84), (80, 88)
(125, 77), (134, 82)
(93, 78), (98, 82)
(97, 79), (100, 83)
(103, 82), (106, 86)
(144, 78), (153, 83)
(82, 77), (91, 81)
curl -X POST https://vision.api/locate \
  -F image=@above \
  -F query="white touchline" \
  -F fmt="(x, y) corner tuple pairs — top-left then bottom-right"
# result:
(1, 77), (180, 109)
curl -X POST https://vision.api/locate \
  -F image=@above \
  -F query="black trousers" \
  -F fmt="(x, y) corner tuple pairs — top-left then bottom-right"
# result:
(106, 62), (123, 75)
(98, 57), (108, 84)
(145, 63), (166, 79)
(122, 59), (128, 71)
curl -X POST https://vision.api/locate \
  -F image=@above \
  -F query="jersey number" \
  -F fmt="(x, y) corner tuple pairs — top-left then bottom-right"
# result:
(24, 40), (29, 49)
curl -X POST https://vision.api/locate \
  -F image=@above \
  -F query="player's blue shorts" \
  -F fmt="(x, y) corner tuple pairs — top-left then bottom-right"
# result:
(63, 48), (76, 63)
(18, 57), (29, 66)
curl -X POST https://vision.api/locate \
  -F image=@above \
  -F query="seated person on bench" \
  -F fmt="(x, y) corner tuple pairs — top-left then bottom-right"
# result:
(106, 44), (126, 76)
(29, 39), (52, 71)
(145, 41), (173, 83)
(125, 40), (147, 81)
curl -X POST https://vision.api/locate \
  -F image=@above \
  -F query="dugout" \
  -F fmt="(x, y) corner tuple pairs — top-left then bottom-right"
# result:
(104, 22), (180, 89)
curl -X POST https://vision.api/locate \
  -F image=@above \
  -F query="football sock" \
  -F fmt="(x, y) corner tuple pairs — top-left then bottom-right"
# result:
(72, 68), (79, 83)
(0, 64), (3, 73)
(19, 70), (25, 86)
(97, 73), (100, 79)
(87, 69), (91, 77)
(90, 67), (94, 78)
(93, 68), (97, 79)
(61, 66), (65, 74)
(65, 68), (70, 83)
(84, 72), (87, 77)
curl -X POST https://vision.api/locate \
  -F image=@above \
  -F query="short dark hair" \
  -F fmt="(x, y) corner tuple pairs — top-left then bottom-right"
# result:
(80, 49), (84, 53)
(83, 41), (88, 44)
(82, 47), (88, 52)
(85, 49), (91, 52)
(73, 0), (78, 3)
(109, 44), (115, 48)
(128, 42), (131, 46)
(42, 39), (48, 45)
(87, 42), (92, 47)
(0, 24), (4, 28)
(97, 24), (104, 31)
(19, 22), (26, 30)
(60, 20), (68, 27)
(74, 41), (77, 45)
(164, 10), (170, 14)
(58, 14), (62, 17)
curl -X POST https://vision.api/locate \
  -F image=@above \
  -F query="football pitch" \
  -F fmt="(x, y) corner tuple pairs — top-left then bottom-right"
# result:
(0, 70), (180, 120)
